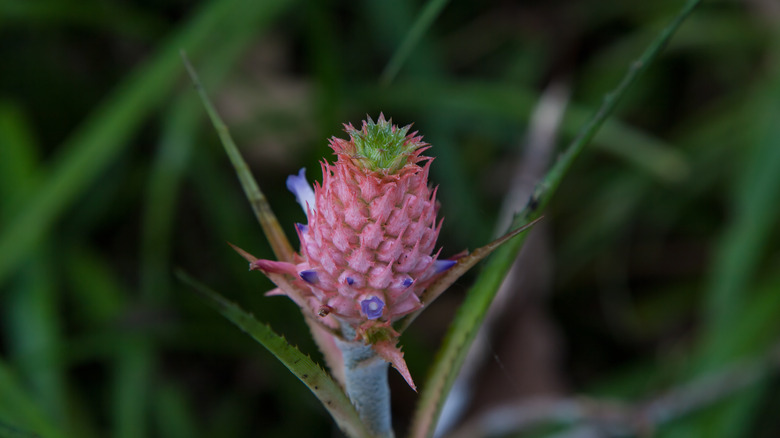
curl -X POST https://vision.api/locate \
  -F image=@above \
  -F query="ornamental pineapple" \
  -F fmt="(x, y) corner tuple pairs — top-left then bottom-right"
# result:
(247, 115), (454, 388)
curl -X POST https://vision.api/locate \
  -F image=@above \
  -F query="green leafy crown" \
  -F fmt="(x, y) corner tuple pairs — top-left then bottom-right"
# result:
(347, 115), (423, 173)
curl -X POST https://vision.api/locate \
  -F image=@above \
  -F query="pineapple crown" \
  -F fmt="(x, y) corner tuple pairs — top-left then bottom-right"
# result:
(331, 114), (428, 174)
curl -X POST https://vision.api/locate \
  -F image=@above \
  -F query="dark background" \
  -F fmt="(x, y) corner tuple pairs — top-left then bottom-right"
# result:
(1, 0), (779, 436)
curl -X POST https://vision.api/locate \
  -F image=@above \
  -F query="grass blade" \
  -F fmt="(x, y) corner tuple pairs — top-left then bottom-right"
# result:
(175, 270), (371, 438)
(687, 39), (780, 436)
(141, 2), (278, 303)
(0, 0), (290, 286)
(0, 99), (69, 436)
(397, 217), (543, 333)
(0, 422), (40, 438)
(702, 84), (780, 347)
(379, 0), (451, 85)
(0, 361), (66, 438)
(153, 385), (198, 438)
(409, 1), (702, 436)
(112, 338), (153, 438)
(181, 52), (350, 390)
(181, 53), (295, 263)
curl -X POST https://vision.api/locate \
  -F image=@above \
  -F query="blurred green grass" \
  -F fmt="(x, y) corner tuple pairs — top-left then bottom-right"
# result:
(1, 0), (779, 436)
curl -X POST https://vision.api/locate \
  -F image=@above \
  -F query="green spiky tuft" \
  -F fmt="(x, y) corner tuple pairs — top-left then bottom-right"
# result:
(347, 116), (421, 173)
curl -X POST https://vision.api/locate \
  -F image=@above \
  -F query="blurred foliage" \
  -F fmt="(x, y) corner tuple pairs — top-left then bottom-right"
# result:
(1, 0), (779, 437)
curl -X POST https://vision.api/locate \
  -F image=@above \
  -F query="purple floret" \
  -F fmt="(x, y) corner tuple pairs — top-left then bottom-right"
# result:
(300, 270), (319, 284)
(286, 168), (316, 214)
(361, 296), (384, 320)
(433, 259), (457, 273)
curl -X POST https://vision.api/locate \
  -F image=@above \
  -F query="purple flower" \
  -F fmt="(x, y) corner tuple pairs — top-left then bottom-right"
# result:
(286, 168), (316, 215)
(361, 296), (384, 320)
(433, 259), (457, 273)
(299, 270), (319, 284)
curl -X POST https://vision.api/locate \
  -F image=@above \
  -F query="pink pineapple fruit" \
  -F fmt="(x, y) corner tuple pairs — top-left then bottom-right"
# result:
(246, 114), (455, 389)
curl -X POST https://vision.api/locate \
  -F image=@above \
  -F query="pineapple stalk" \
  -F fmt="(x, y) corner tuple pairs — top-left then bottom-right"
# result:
(336, 323), (393, 438)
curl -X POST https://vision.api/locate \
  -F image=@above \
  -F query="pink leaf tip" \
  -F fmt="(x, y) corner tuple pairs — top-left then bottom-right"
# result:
(373, 339), (416, 391)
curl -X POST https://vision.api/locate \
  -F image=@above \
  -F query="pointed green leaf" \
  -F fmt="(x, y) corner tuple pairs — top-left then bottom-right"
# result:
(181, 53), (295, 263)
(183, 54), (351, 385)
(175, 270), (372, 438)
(397, 216), (543, 333)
